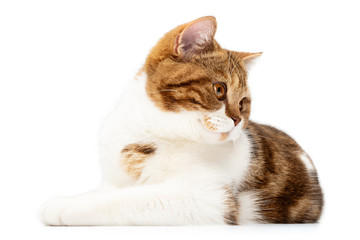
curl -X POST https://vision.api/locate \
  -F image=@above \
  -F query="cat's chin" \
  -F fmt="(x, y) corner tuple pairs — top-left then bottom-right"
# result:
(201, 127), (242, 144)
(221, 127), (242, 142)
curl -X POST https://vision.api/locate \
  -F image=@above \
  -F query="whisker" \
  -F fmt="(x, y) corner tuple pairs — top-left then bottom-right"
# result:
(158, 89), (176, 92)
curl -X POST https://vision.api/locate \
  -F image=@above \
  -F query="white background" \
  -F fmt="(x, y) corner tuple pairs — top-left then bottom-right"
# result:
(1, 0), (359, 239)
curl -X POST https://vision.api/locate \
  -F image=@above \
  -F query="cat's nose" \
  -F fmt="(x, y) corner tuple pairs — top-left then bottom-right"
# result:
(231, 117), (241, 126)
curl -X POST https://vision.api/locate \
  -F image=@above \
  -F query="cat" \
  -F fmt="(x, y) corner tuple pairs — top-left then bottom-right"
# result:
(39, 16), (323, 225)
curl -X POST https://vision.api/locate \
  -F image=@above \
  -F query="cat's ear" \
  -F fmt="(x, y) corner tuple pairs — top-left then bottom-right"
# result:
(174, 16), (217, 60)
(234, 52), (262, 68)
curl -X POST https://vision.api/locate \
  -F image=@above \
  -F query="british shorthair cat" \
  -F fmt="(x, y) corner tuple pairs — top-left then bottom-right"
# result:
(39, 16), (323, 225)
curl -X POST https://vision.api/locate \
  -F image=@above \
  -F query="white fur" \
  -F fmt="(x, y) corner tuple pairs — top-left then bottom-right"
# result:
(38, 71), (256, 226)
(237, 191), (262, 224)
(299, 152), (315, 172)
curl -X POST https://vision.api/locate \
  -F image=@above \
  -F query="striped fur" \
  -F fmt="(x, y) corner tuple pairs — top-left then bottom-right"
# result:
(39, 16), (323, 226)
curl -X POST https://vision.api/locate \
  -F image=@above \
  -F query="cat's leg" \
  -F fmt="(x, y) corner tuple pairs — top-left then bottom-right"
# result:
(38, 188), (113, 226)
(39, 181), (229, 226)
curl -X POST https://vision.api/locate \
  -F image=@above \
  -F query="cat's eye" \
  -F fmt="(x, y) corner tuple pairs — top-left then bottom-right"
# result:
(239, 98), (247, 112)
(212, 82), (227, 100)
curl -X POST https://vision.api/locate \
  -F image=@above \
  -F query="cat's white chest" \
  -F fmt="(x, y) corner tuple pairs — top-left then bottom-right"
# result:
(137, 136), (252, 186)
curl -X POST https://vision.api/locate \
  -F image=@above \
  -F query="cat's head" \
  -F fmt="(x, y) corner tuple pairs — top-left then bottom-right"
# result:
(144, 16), (261, 143)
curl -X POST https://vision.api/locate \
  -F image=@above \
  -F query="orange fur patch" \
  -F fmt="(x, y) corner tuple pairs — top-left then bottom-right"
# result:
(121, 143), (156, 179)
(219, 132), (229, 141)
(203, 116), (218, 131)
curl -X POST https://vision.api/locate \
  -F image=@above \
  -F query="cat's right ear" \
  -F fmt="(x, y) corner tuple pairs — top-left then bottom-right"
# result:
(174, 16), (217, 60)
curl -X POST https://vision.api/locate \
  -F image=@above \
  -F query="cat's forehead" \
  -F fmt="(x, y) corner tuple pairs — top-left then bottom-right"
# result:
(193, 50), (229, 70)
(192, 50), (247, 86)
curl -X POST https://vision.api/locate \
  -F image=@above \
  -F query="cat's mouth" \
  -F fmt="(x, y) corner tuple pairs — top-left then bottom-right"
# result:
(201, 115), (239, 142)
(202, 116), (234, 133)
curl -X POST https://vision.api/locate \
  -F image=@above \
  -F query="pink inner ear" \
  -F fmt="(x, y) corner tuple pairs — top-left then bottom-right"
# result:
(177, 18), (216, 56)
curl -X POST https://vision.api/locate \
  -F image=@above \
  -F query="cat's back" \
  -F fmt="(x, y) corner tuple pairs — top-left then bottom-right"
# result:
(240, 121), (324, 223)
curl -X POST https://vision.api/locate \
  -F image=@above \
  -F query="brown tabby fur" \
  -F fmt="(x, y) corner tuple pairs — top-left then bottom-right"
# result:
(224, 186), (240, 225)
(130, 16), (323, 223)
(242, 122), (323, 223)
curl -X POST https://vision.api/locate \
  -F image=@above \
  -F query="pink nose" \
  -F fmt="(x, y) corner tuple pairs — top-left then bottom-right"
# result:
(231, 117), (241, 126)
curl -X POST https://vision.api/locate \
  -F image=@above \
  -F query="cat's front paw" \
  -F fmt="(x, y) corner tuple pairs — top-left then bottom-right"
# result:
(38, 196), (73, 226)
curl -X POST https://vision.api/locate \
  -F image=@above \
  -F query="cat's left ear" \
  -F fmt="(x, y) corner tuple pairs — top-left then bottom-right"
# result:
(174, 16), (217, 60)
(235, 52), (262, 68)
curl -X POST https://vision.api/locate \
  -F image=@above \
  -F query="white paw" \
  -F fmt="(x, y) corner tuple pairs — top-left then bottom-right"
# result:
(38, 196), (74, 226)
